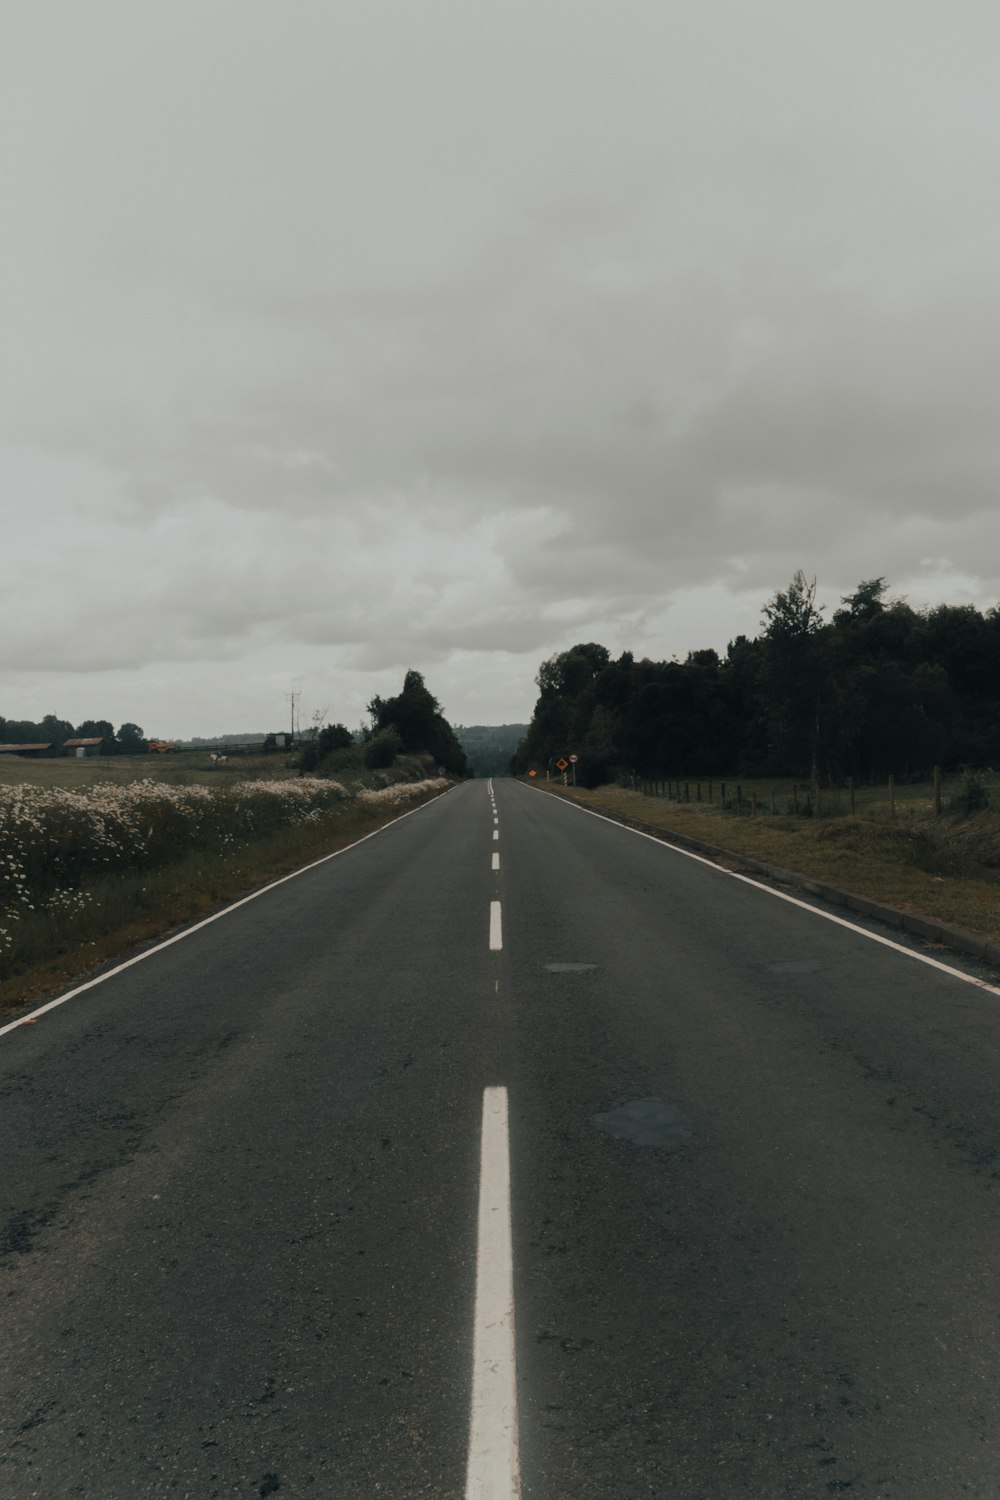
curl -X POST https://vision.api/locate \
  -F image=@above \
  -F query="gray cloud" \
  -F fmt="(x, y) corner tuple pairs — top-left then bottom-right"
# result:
(1, 1), (999, 735)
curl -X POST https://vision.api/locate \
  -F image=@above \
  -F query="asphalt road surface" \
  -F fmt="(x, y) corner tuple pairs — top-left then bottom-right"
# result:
(5, 778), (1000, 1498)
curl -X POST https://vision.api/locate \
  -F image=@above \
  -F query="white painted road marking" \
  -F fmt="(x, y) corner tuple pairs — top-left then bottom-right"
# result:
(492, 853), (500, 871)
(493, 830), (499, 841)
(526, 785), (1000, 1000)
(465, 1086), (521, 1500)
(490, 901), (503, 950)
(0, 788), (455, 1041)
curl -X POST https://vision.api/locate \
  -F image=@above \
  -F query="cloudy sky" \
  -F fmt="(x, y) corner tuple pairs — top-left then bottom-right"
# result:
(2, 1), (998, 739)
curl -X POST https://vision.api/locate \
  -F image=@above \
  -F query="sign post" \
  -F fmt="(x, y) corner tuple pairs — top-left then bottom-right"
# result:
(569, 752), (578, 787)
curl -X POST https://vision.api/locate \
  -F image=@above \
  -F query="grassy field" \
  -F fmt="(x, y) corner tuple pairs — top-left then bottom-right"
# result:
(0, 757), (450, 1014)
(531, 774), (1000, 949)
(0, 748), (300, 789)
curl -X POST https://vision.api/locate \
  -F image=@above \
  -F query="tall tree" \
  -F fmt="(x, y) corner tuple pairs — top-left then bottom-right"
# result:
(760, 571), (828, 777)
(116, 723), (148, 755)
(370, 670), (468, 775)
(41, 714), (74, 750)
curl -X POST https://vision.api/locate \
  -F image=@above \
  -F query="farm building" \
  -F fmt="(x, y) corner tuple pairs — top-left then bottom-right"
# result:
(63, 737), (104, 758)
(0, 743), (53, 758)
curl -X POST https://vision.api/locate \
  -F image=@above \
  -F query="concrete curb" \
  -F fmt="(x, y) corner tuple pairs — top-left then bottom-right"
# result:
(543, 788), (1000, 974)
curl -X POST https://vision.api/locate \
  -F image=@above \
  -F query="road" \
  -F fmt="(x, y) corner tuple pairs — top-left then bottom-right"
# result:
(4, 777), (1000, 1497)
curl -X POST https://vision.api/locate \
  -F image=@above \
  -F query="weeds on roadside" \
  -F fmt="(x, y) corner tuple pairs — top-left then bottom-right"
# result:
(0, 777), (449, 1001)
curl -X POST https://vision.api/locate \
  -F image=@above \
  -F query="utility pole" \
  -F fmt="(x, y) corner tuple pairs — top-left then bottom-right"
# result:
(284, 690), (300, 744)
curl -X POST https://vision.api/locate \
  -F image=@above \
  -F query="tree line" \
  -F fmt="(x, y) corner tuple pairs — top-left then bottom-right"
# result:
(0, 715), (148, 755)
(512, 575), (1000, 788)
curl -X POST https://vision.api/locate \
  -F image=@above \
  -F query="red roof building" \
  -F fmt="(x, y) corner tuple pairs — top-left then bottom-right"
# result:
(63, 738), (104, 757)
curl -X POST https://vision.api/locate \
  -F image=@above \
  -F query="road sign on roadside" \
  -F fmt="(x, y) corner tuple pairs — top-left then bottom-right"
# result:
(569, 754), (578, 763)
(556, 758), (568, 770)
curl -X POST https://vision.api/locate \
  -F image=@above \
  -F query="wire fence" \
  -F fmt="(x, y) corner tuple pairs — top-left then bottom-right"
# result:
(616, 767), (995, 820)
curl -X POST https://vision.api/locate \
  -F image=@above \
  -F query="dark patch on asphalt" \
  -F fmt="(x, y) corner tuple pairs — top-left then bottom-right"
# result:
(536, 1330), (594, 1354)
(1, 1138), (153, 1262)
(2, 1203), (60, 1258)
(593, 1097), (691, 1146)
(19, 1403), (55, 1432)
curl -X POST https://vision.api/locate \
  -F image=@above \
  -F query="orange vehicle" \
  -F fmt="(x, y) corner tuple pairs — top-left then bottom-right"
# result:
(147, 741), (181, 754)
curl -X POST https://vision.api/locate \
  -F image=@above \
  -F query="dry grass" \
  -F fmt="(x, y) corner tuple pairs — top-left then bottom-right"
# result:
(535, 780), (1000, 947)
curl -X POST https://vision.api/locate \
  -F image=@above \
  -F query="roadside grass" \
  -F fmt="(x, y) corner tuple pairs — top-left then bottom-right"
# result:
(624, 770), (977, 819)
(531, 779), (1000, 948)
(0, 776), (450, 1015)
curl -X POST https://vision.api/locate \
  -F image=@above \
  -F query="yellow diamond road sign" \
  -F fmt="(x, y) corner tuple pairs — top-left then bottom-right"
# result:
(556, 758), (569, 770)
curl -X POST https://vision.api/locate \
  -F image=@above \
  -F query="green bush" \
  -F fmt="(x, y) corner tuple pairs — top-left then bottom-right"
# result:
(364, 727), (402, 769)
(298, 741), (320, 773)
(951, 768), (991, 815)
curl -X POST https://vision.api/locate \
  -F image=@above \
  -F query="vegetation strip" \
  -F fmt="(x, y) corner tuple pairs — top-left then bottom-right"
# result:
(530, 782), (1000, 973)
(0, 779), (451, 1017)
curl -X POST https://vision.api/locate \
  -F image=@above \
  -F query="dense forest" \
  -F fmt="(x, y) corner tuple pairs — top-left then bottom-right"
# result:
(512, 575), (1000, 788)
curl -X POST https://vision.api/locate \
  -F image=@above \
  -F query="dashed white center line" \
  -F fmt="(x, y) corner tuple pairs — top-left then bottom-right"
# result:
(465, 1086), (521, 1499)
(493, 830), (499, 841)
(492, 853), (500, 871)
(489, 901), (503, 950)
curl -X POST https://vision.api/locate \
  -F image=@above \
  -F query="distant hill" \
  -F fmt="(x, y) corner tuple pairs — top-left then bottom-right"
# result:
(455, 724), (529, 778)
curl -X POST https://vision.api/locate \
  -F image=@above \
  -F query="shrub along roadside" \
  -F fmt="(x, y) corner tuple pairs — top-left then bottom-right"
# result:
(0, 780), (450, 1015)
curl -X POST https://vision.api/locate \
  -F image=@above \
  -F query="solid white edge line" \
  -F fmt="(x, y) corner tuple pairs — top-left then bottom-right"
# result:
(0, 786), (456, 1040)
(465, 1085), (521, 1500)
(489, 901), (503, 951)
(522, 783), (1000, 999)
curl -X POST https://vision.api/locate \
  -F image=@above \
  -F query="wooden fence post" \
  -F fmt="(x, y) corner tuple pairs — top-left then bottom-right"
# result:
(721, 781), (726, 808)
(696, 782), (702, 802)
(770, 789), (775, 815)
(751, 791), (757, 816)
(793, 784), (799, 814)
(933, 765), (941, 817)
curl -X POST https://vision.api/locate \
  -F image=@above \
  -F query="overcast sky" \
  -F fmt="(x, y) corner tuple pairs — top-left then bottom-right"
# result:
(2, 1), (998, 739)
